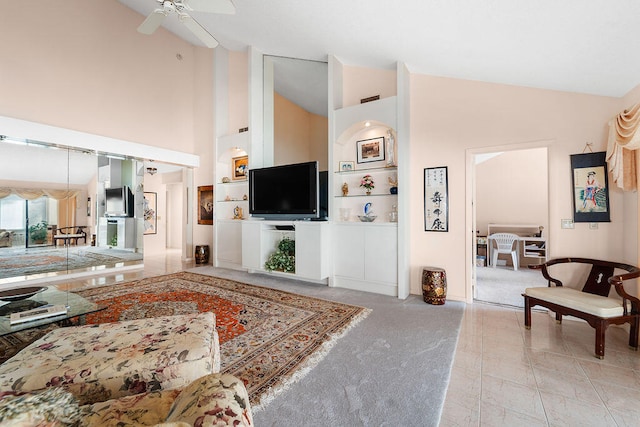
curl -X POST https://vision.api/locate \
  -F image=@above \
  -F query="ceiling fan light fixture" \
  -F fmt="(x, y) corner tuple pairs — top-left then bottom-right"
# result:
(137, 0), (228, 47)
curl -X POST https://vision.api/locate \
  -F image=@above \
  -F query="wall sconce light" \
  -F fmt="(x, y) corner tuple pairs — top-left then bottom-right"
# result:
(146, 167), (157, 175)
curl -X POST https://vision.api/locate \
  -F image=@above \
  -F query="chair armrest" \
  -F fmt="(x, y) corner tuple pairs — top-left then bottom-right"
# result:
(609, 269), (640, 315)
(528, 258), (566, 287)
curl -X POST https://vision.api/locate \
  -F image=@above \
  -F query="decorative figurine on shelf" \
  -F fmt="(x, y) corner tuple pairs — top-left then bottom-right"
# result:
(243, 194), (248, 200)
(222, 177), (231, 183)
(342, 182), (349, 196)
(357, 202), (377, 222)
(388, 176), (398, 194)
(364, 202), (372, 216)
(360, 174), (375, 195)
(233, 206), (243, 220)
(225, 195), (231, 201)
(386, 129), (396, 167)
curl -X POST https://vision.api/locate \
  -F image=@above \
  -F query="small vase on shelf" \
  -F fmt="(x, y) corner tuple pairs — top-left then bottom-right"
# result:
(366, 190), (371, 195)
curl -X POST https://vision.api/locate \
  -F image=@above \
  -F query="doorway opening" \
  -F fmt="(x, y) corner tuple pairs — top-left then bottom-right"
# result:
(471, 145), (550, 307)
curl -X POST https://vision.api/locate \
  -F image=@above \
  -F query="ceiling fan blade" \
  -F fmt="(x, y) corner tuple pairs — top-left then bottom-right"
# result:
(138, 9), (168, 35)
(180, 14), (219, 48)
(183, 0), (235, 14)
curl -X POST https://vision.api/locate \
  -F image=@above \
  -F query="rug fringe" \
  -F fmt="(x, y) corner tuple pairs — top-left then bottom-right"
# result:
(252, 307), (372, 412)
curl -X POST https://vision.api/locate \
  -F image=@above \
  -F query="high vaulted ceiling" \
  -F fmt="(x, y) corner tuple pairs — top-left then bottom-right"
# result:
(119, 0), (640, 98)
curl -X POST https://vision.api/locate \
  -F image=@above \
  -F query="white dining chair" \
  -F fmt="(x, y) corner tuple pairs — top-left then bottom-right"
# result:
(489, 233), (520, 270)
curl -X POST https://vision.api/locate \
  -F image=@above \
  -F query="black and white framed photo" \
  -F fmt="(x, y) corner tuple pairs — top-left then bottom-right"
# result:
(424, 166), (449, 232)
(356, 137), (385, 164)
(570, 152), (610, 223)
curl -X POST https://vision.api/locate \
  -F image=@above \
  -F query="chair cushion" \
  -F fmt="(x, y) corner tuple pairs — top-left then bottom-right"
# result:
(525, 286), (625, 318)
(0, 312), (220, 405)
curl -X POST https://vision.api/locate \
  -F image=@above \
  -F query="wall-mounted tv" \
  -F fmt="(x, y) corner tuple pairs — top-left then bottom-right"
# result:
(249, 161), (325, 220)
(105, 186), (134, 217)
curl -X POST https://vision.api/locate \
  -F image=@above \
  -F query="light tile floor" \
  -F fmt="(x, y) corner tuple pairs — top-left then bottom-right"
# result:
(440, 303), (640, 427)
(16, 250), (640, 426)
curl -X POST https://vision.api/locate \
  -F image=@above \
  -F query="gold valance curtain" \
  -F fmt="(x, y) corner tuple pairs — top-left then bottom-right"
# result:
(0, 188), (80, 201)
(606, 103), (640, 191)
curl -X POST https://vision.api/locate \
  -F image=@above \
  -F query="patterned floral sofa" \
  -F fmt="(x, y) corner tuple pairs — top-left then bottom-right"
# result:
(0, 372), (253, 426)
(0, 312), (221, 405)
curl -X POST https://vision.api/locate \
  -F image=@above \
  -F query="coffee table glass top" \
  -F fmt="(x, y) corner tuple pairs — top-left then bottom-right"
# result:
(0, 287), (104, 336)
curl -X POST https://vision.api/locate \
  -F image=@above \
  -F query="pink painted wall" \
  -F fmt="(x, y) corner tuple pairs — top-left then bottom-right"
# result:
(0, 1), (212, 153)
(342, 66), (397, 107)
(228, 51), (249, 133)
(409, 75), (626, 300)
(475, 148), (548, 236)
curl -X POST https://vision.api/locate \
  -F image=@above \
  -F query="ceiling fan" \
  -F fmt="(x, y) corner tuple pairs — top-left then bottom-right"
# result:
(137, 0), (235, 48)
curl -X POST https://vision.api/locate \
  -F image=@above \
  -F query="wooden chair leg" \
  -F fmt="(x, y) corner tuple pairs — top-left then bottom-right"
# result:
(629, 316), (639, 350)
(524, 296), (531, 329)
(595, 321), (606, 359)
(555, 312), (562, 324)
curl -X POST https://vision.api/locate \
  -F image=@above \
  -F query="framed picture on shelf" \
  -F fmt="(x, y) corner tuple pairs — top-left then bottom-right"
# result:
(143, 192), (157, 235)
(197, 185), (214, 225)
(232, 155), (249, 180)
(356, 137), (385, 164)
(339, 161), (355, 172)
(570, 152), (610, 223)
(424, 166), (449, 232)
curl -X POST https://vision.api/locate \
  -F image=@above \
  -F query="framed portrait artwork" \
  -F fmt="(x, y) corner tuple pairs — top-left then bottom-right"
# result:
(197, 185), (214, 225)
(424, 166), (449, 232)
(143, 192), (157, 235)
(232, 155), (249, 180)
(570, 152), (610, 223)
(356, 137), (385, 164)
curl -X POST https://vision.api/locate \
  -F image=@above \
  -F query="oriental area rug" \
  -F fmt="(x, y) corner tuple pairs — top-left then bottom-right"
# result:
(73, 272), (370, 409)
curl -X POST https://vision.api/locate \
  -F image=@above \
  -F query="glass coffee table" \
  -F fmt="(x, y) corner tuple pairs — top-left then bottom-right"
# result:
(0, 286), (105, 336)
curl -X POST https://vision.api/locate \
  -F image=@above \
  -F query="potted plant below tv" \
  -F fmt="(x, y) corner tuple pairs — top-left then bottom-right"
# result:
(29, 221), (48, 244)
(264, 237), (295, 273)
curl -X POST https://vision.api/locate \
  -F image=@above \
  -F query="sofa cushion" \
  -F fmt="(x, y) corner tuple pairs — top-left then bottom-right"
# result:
(165, 373), (253, 426)
(525, 286), (625, 318)
(0, 312), (220, 405)
(81, 373), (252, 426)
(83, 389), (182, 426)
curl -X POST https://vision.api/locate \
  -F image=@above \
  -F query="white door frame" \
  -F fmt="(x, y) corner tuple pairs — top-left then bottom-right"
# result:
(465, 140), (552, 304)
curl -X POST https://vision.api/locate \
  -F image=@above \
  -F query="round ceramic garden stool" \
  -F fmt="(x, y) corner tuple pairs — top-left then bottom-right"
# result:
(195, 245), (210, 264)
(422, 266), (447, 305)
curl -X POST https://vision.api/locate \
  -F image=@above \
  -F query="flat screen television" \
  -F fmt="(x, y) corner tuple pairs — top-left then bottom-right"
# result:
(249, 161), (325, 220)
(105, 186), (134, 217)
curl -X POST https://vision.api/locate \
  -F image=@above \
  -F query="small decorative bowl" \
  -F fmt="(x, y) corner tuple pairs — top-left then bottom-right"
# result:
(357, 215), (377, 222)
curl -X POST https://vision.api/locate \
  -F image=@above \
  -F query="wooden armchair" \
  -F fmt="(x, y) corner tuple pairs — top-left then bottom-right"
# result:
(53, 226), (88, 247)
(524, 257), (640, 359)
